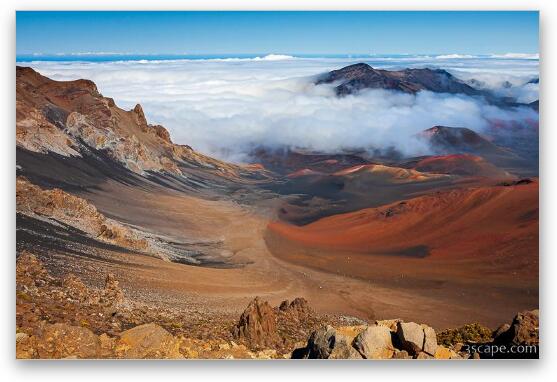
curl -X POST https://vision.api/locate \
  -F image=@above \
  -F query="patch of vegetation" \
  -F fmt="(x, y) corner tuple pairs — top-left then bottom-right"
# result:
(437, 323), (492, 346)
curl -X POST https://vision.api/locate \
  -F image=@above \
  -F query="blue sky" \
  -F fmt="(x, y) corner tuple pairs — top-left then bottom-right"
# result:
(16, 11), (539, 56)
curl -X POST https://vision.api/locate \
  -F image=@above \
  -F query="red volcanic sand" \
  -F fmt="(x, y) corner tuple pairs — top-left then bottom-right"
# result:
(286, 168), (324, 178)
(266, 181), (538, 327)
(269, 180), (538, 260)
(332, 163), (444, 182)
(412, 154), (513, 178)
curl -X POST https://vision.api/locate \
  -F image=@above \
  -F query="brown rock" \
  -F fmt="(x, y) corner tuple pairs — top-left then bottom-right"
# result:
(100, 273), (124, 307)
(16, 251), (54, 291)
(375, 319), (401, 332)
(34, 323), (101, 359)
(335, 325), (367, 343)
(232, 297), (279, 348)
(116, 323), (182, 359)
(132, 104), (147, 127)
(149, 124), (172, 143)
(416, 352), (434, 360)
(434, 345), (461, 359)
(62, 274), (91, 303)
(277, 297), (312, 319)
(392, 349), (412, 359)
(495, 310), (539, 346)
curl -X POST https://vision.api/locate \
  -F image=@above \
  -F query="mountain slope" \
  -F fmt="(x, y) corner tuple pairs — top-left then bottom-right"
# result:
(16, 66), (272, 194)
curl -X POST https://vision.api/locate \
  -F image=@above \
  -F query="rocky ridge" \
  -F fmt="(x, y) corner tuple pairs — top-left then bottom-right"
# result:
(16, 177), (165, 257)
(316, 63), (483, 97)
(16, 66), (266, 180)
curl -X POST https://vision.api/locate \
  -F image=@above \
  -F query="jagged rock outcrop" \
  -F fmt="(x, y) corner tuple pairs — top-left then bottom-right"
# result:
(278, 297), (312, 319)
(16, 66), (263, 180)
(16, 176), (152, 254)
(232, 297), (280, 348)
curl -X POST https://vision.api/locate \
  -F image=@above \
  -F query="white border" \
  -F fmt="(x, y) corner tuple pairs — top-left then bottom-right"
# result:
(2, 1), (553, 381)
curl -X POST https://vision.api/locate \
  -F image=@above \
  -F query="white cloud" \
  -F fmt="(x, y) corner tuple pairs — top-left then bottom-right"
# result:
(20, 56), (539, 162)
(490, 53), (539, 59)
(435, 54), (477, 59)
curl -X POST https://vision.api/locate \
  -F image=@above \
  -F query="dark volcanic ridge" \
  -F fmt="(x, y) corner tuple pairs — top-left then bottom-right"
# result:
(315, 62), (538, 110)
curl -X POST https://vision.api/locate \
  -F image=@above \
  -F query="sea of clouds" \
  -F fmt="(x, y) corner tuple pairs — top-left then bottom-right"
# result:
(21, 54), (539, 162)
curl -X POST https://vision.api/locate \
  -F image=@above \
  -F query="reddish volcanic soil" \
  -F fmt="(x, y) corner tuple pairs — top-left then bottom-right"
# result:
(410, 154), (513, 178)
(266, 180), (538, 327)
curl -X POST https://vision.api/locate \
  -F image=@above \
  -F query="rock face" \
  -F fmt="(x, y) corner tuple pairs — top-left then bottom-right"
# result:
(116, 323), (182, 359)
(232, 297), (279, 348)
(316, 63), (482, 97)
(352, 325), (395, 359)
(16, 66), (260, 180)
(16, 176), (150, 253)
(494, 310), (539, 346)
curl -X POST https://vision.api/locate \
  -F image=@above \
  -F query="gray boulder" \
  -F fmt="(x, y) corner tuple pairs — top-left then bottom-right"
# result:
(396, 322), (424, 355)
(293, 326), (362, 359)
(422, 325), (438, 355)
(329, 339), (363, 359)
(395, 322), (438, 356)
(353, 324), (395, 359)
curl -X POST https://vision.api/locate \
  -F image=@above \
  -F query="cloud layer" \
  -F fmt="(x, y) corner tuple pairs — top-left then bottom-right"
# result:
(22, 56), (539, 162)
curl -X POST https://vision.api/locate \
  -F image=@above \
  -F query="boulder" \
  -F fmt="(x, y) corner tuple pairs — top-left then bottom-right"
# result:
(328, 339), (363, 359)
(352, 324), (395, 359)
(116, 323), (182, 359)
(232, 297), (279, 348)
(392, 349), (412, 359)
(434, 345), (461, 359)
(34, 323), (101, 359)
(395, 322), (438, 356)
(304, 326), (337, 359)
(396, 322), (425, 355)
(422, 325), (438, 355)
(494, 310), (539, 346)
(292, 326), (362, 359)
(335, 325), (367, 343)
(375, 319), (401, 332)
(416, 352), (434, 360)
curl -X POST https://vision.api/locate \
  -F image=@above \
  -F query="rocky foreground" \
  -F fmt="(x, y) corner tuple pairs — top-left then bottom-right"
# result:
(16, 253), (538, 360)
